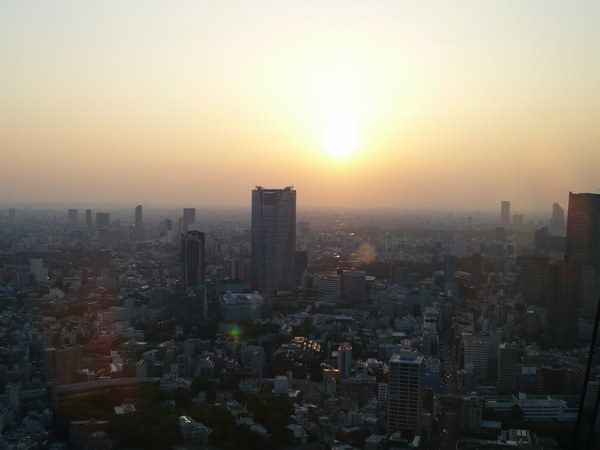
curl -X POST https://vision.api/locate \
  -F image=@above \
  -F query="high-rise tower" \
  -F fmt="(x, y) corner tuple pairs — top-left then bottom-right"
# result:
(387, 352), (424, 433)
(181, 231), (206, 293)
(67, 209), (78, 229)
(500, 200), (511, 226)
(551, 202), (565, 234)
(564, 192), (600, 318)
(182, 208), (196, 233)
(251, 186), (296, 293)
(135, 205), (143, 230)
(338, 343), (353, 379)
(566, 192), (600, 270)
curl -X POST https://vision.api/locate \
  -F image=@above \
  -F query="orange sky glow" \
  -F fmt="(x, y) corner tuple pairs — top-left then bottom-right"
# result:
(1, 1), (599, 212)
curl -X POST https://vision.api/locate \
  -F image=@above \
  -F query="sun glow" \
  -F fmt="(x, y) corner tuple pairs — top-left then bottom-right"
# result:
(293, 53), (378, 163)
(321, 111), (360, 160)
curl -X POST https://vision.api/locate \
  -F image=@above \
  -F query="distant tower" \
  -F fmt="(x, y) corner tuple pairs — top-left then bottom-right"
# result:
(338, 343), (353, 379)
(135, 205), (143, 230)
(512, 214), (524, 227)
(500, 201), (511, 226)
(387, 352), (425, 433)
(85, 209), (92, 229)
(181, 231), (206, 293)
(251, 186), (296, 293)
(182, 208), (196, 233)
(67, 209), (78, 228)
(95, 212), (110, 230)
(551, 202), (565, 234)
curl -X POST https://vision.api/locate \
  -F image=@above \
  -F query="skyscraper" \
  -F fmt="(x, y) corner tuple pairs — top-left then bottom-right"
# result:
(251, 186), (296, 293)
(387, 352), (424, 433)
(565, 192), (600, 315)
(135, 205), (143, 230)
(67, 209), (78, 228)
(500, 200), (510, 226)
(497, 343), (519, 393)
(85, 209), (92, 229)
(44, 346), (81, 385)
(181, 231), (206, 293)
(566, 192), (600, 270)
(95, 212), (110, 230)
(338, 343), (353, 379)
(551, 202), (565, 234)
(182, 208), (196, 233)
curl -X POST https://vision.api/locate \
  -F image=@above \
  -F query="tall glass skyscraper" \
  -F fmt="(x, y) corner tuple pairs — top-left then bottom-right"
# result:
(181, 230), (205, 293)
(251, 186), (296, 293)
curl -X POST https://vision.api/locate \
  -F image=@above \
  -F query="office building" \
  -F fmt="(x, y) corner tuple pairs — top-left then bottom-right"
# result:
(44, 346), (81, 385)
(565, 192), (600, 314)
(387, 352), (424, 433)
(67, 209), (78, 228)
(463, 340), (489, 378)
(85, 209), (92, 229)
(95, 212), (110, 230)
(5, 382), (22, 421)
(182, 208), (196, 233)
(513, 214), (524, 227)
(566, 192), (600, 269)
(135, 205), (143, 230)
(497, 343), (519, 393)
(551, 202), (565, 233)
(501, 201), (510, 226)
(338, 343), (353, 379)
(515, 255), (549, 305)
(181, 231), (205, 293)
(546, 263), (580, 348)
(343, 270), (366, 302)
(319, 274), (341, 303)
(251, 186), (296, 293)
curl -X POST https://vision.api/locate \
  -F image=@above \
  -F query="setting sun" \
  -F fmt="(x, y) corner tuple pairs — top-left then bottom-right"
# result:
(321, 111), (360, 160)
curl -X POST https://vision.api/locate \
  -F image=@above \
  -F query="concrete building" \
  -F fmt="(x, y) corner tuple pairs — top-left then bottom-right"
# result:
(319, 274), (341, 304)
(44, 346), (81, 385)
(178, 416), (211, 444)
(338, 343), (353, 380)
(463, 340), (489, 379)
(219, 292), (264, 321)
(387, 352), (425, 433)
(343, 270), (366, 302)
(497, 343), (519, 393)
(251, 186), (296, 293)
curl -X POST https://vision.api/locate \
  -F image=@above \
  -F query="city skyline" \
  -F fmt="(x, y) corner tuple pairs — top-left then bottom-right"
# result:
(2, 1), (599, 210)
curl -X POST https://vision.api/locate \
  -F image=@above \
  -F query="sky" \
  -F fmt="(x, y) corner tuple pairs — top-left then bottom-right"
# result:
(1, 1), (599, 212)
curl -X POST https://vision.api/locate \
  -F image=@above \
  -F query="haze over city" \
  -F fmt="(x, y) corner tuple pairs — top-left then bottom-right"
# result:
(2, 1), (599, 210)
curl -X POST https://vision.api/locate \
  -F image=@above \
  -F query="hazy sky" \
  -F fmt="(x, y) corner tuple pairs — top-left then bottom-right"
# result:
(1, 1), (599, 212)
